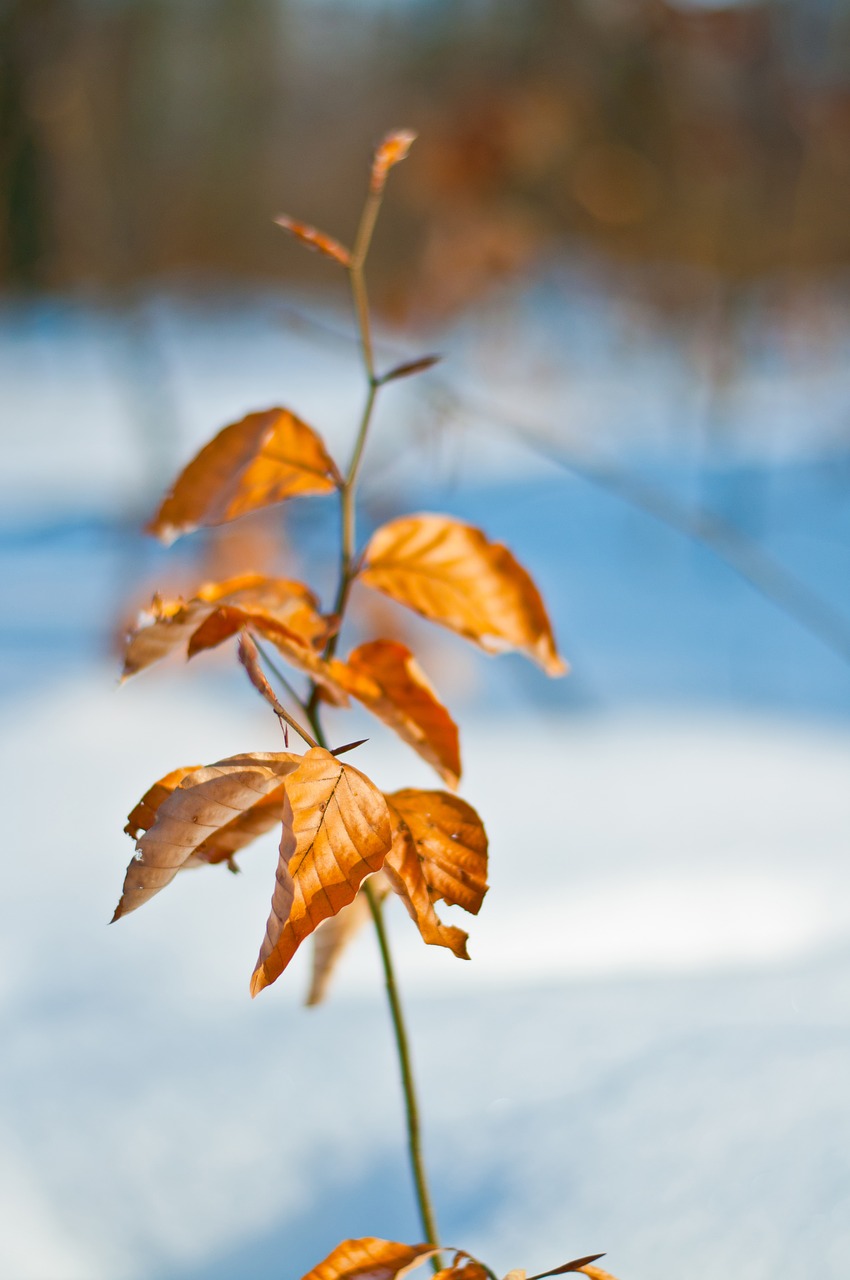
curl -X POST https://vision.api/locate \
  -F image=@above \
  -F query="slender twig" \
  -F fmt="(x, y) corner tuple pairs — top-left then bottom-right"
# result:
(250, 638), (319, 747)
(302, 165), (444, 1263)
(364, 881), (443, 1270)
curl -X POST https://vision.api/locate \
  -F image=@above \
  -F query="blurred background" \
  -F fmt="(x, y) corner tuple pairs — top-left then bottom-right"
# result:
(2, 1), (850, 1278)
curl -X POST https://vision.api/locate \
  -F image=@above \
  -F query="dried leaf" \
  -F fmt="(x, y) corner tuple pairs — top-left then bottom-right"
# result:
(527, 1258), (608, 1280)
(370, 129), (417, 194)
(386, 789), (488, 917)
(237, 632), (288, 720)
(196, 611), (348, 706)
(114, 752), (300, 919)
(432, 1266), (489, 1280)
(122, 575), (326, 678)
(330, 641), (460, 787)
(360, 515), (566, 676)
(149, 408), (341, 544)
(503, 1273), (526, 1280)
(251, 748), (392, 995)
(305, 872), (390, 1006)
(275, 215), (352, 267)
(299, 1237), (439, 1280)
(380, 354), (441, 385)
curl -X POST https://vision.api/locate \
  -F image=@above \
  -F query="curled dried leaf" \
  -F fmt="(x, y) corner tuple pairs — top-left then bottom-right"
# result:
(386, 788), (488, 917)
(149, 408), (341, 544)
(370, 129), (417, 194)
(275, 215), (352, 267)
(237, 632), (288, 721)
(360, 514), (566, 676)
(122, 575), (327, 678)
(114, 753), (300, 919)
(330, 640), (460, 787)
(251, 748), (392, 995)
(299, 1237), (439, 1280)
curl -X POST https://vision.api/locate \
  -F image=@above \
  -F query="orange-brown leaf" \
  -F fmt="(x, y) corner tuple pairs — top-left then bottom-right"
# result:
(149, 408), (341, 544)
(370, 129), (417, 194)
(386, 789), (488, 917)
(251, 748), (392, 995)
(114, 752), (300, 919)
(384, 803), (470, 960)
(299, 1237), (439, 1280)
(330, 641), (460, 787)
(122, 574), (327, 678)
(275, 215), (352, 267)
(360, 515), (566, 676)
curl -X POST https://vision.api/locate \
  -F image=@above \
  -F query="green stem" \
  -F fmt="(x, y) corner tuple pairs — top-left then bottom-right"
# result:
(305, 166), (444, 1266)
(364, 881), (443, 1268)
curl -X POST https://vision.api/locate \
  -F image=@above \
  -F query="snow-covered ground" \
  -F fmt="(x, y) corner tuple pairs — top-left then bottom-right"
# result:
(2, 284), (849, 1279)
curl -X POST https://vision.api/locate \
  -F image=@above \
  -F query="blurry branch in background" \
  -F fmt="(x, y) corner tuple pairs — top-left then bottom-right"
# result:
(275, 302), (850, 669)
(445, 387), (850, 667)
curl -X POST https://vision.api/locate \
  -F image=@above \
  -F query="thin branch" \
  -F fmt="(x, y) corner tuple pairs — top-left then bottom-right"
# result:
(437, 384), (850, 667)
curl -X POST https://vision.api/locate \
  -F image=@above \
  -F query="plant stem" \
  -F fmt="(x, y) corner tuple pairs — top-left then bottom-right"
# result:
(364, 880), (443, 1270)
(306, 167), (444, 1266)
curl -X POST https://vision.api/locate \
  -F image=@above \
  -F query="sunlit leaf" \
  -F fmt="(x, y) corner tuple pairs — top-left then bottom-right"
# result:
(574, 1269), (618, 1280)
(386, 789), (488, 917)
(251, 748), (392, 995)
(149, 408), (342, 544)
(299, 1237), (439, 1280)
(114, 752), (300, 919)
(330, 640), (460, 787)
(360, 514), (566, 676)
(370, 130), (417, 194)
(502, 1272), (526, 1280)
(122, 575), (327, 678)
(275, 215), (352, 267)
(305, 873), (390, 1006)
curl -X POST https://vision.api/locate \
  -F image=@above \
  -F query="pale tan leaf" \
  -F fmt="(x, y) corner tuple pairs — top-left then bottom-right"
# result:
(330, 640), (460, 787)
(299, 1237), (438, 1280)
(251, 748), (392, 995)
(122, 574), (326, 678)
(275, 215), (352, 267)
(575, 1269), (618, 1280)
(386, 789), (488, 916)
(502, 1272), (526, 1280)
(305, 872), (390, 1007)
(149, 408), (342, 544)
(370, 129), (417, 194)
(114, 752), (300, 920)
(360, 515), (566, 676)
